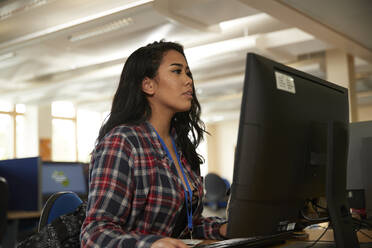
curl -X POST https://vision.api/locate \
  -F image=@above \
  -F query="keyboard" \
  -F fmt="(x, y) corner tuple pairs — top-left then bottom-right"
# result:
(194, 232), (293, 248)
(283, 241), (372, 248)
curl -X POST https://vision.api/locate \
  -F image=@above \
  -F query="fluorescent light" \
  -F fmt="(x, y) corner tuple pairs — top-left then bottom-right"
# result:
(0, 52), (15, 61)
(0, 0), (54, 21)
(185, 36), (256, 63)
(0, 0), (153, 49)
(69, 17), (134, 42)
(219, 14), (263, 31)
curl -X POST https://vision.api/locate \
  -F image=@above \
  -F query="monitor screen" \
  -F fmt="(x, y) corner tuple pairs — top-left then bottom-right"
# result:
(0, 157), (41, 211)
(347, 121), (372, 215)
(41, 162), (88, 201)
(226, 53), (350, 238)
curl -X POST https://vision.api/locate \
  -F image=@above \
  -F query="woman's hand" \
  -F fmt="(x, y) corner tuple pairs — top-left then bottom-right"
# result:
(219, 223), (227, 237)
(151, 238), (189, 248)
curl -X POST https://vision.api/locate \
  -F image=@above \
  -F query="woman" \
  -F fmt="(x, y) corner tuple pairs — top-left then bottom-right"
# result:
(80, 41), (227, 248)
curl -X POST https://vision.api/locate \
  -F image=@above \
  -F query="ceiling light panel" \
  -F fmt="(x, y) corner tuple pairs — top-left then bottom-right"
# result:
(0, 0), (55, 21)
(0, 52), (16, 62)
(68, 17), (134, 42)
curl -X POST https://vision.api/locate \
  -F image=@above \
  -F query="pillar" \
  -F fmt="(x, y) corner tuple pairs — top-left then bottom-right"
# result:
(206, 123), (218, 175)
(38, 104), (52, 161)
(325, 49), (358, 122)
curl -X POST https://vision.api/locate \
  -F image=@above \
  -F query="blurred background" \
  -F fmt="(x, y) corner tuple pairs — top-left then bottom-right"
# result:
(0, 0), (372, 183)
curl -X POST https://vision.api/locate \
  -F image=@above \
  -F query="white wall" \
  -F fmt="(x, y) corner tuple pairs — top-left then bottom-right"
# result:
(358, 105), (372, 122)
(206, 119), (239, 183)
(19, 105), (38, 157)
(38, 104), (52, 139)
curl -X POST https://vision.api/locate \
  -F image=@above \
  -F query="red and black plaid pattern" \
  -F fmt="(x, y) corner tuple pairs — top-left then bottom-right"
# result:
(80, 122), (225, 248)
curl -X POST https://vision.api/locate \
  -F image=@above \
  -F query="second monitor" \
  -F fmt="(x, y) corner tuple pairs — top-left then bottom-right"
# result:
(41, 161), (88, 203)
(347, 120), (372, 219)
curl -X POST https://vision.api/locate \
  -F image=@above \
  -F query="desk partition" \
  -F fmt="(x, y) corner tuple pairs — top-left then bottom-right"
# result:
(0, 157), (42, 211)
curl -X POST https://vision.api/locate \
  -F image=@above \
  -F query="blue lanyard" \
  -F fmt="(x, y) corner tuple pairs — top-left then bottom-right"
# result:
(152, 128), (193, 232)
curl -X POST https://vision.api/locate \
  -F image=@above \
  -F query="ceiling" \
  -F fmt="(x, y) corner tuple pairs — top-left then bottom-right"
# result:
(0, 0), (371, 122)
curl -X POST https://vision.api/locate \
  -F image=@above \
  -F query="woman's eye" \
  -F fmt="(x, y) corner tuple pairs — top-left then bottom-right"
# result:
(172, 69), (182, 74)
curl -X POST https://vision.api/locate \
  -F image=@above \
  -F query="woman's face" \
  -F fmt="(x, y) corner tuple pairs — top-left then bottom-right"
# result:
(146, 50), (194, 114)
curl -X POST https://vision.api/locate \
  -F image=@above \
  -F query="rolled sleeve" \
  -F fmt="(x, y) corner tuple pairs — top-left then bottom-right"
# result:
(193, 215), (227, 240)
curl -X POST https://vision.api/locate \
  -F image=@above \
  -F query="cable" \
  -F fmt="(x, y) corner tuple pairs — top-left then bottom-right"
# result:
(300, 200), (329, 223)
(300, 209), (329, 222)
(352, 217), (372, 230)
(304, 224), (330, 248)
(358, 229), (372, 240)
(361, 219), (372, 229)
(354, 218), (363, 232)
(313, 203), (327, 211)
(351, 217), (372, 241)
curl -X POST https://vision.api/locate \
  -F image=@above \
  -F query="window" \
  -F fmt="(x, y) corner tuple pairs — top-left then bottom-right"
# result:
(0, 114), (12, 159)
(16, 115), (26, 157)
(51, 101), (77, 161)
(51, 101), (110, 162)
(0, 102), (33, 159)
(76, 109), (105, 162)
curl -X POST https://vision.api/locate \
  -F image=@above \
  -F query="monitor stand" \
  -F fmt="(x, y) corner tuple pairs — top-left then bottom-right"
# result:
(326, 121), (359, 248)
(361, 137), (372, 219)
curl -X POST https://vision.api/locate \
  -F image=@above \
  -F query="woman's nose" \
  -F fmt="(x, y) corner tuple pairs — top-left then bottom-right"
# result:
(184, 73), (192, 86)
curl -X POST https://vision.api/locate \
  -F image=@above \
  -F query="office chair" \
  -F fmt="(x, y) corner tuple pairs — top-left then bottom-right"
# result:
(38, 191), (83, 232)
(0, 176), (8, 241)
(204, 173), (230, 210)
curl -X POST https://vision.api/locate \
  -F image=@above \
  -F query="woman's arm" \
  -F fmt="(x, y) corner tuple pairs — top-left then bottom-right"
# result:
(80, 133), (163, 248)
(192, 214), (227, 240)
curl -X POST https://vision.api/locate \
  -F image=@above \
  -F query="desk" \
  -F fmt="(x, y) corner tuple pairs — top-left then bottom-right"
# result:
(199, 229), (372, 247)
(275, 228), (372, 247)
(304, 228), (372, 243)
(7, 211), (41, 220)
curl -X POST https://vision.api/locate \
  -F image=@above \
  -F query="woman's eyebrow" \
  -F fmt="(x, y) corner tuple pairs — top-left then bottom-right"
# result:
(169, 63), (190, 71)
(169, 63), (184, 67)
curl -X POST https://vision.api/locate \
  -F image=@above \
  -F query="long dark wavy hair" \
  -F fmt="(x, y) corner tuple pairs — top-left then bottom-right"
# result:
(97, 41), (207, 171)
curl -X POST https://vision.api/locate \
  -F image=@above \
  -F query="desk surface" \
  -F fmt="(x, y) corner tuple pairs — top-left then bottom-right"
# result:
(199, 229), (372, 247)
(272, 228), (372, 247)
(304, 228), (372, 243)
(7, 211), (41, 219)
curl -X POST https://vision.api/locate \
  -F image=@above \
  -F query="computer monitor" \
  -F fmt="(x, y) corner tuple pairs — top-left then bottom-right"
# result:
(347, 120), (372, 218)
(0, 157), (42, 211)
(226, 53), (358, 246)
(41, 161), (88, 203)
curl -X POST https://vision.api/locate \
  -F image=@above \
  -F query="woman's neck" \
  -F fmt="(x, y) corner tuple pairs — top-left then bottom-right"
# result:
(148, 111), (173, 140)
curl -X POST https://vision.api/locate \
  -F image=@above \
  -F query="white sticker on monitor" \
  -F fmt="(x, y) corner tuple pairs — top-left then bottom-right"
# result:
(287, 222), (296, 231)
(275, 71), (296, 94)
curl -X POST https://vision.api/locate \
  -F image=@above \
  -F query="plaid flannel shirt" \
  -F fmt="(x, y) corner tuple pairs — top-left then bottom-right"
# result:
(80, 121), (225, 248)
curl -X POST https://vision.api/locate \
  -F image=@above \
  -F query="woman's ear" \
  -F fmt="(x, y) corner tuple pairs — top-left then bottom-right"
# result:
(142, 77), (156, 95)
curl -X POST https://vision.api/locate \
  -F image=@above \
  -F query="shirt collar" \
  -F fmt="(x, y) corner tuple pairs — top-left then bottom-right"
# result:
(143, 121), (183, 159)
(142, 121), (165, 159)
